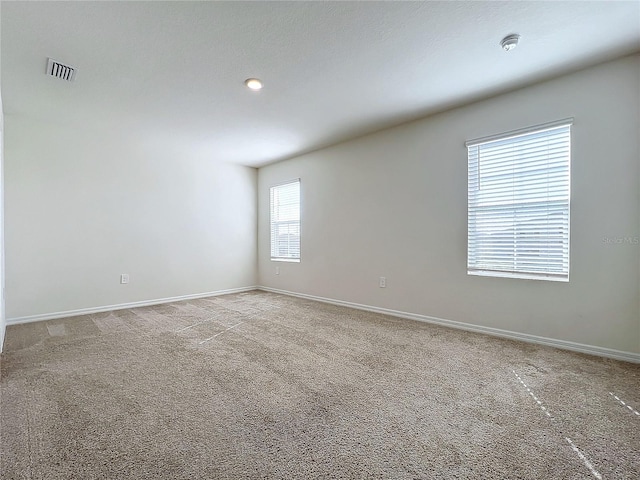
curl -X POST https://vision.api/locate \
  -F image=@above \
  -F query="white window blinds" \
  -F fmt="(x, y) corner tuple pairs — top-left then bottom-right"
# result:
(467, 120), (572, 281)
(270, 180), (300, 261)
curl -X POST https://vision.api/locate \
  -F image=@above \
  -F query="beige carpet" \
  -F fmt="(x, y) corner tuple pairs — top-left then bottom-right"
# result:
(1, 291), (638, 479)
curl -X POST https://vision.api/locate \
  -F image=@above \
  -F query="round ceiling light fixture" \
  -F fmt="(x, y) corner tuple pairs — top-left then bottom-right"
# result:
(500, 34), (521, 52)
(245, 78), (263, 91)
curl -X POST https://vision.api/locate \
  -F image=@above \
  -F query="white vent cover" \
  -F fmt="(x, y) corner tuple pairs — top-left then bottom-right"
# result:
(46, 58), (76, 82)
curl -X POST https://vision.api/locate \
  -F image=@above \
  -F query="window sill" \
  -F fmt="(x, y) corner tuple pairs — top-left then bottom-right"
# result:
(271, 258), (300, 263)
(468, 270), (568, 282)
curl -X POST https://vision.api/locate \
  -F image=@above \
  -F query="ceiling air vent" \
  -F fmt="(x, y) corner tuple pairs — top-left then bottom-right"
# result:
(46, 58), (76, 82)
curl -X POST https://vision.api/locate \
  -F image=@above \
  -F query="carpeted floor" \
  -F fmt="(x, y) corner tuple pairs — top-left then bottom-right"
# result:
(1, 291), (639, 479)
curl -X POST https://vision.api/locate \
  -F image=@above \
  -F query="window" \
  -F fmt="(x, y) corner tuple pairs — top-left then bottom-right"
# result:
(466, 119), (572, 281)
(270, 180), (300, 261)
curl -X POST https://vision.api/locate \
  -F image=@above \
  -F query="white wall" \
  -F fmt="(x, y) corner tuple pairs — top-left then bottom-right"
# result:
(5, 116), (257, 320)
(258, 54), (640, 355)
(0, 2), (4, 350)
(0, 89), (5, 351)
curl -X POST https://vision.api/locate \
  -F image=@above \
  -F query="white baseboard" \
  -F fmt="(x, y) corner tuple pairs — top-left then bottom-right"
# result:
(258, 286), (640, 364)
(6, 286), (259, 325)
(7, 284), (639, 364)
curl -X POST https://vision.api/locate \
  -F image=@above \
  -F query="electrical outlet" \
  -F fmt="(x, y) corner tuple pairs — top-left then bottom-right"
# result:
(276, 266), (280, 275)
(379, 276), (386, 288)
(120, 274), (129, 284)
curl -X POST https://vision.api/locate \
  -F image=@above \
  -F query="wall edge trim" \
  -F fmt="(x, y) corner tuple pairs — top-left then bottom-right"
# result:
(6, 286), (259, 325)
(258, 286), (640, 364)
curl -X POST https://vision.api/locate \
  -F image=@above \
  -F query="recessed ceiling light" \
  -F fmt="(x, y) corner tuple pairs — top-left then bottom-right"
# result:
(500, 34), (521, 52)
(245, 78), (263, 91)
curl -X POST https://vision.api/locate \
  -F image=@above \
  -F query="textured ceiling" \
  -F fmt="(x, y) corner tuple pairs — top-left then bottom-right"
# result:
(2, 1), (639, 167)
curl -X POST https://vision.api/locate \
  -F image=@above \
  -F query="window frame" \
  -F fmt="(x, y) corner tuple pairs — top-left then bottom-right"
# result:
(269, 179), (301, 263)
(466, 119), (573, 282)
